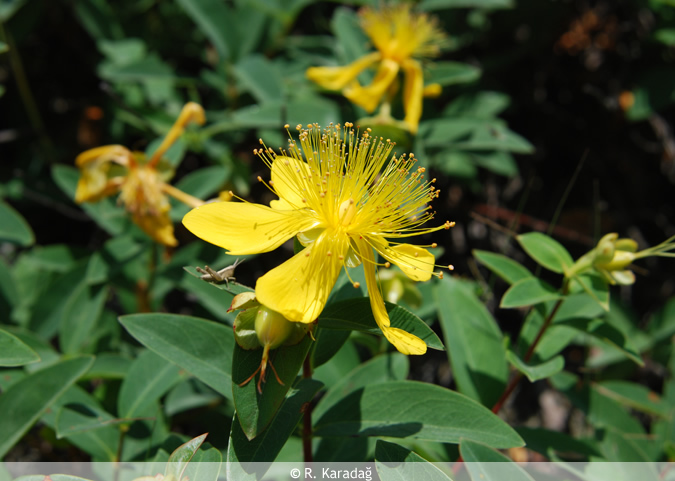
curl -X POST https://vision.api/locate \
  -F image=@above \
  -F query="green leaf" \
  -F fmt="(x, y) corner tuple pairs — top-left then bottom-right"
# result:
(165, 433), (208, 481)
(232, 336), (312, 440)
(516, 427), (600, 459)
(560, 318), (643, 366)
(0, 0), (28, 22)
(0, 328), (40, 366)
(175, 0), (235, 60)
(332, 7), (370, 63)
(310, 328), (352, 369)
(506, 351), (564, 382)
(313, 353), (409, 421)
(55, 402), (123, 438)
(0, 256), (17, 316)
(313, 339), (360, 388)
(435, 277), (507, 406)
(182, 446), (222, 481)
(500, 277), (562, 308)
(375, 440), (454, 481)
(98, 53), (176, 81)
(314, 381), (524, 448)
(59, 284), (109, 354)
(594, 381), (670, 418)
(39, 385), (119, 461)
(473, 250), (531, 284)
(118, 349), (185, 419)
(425, 61), (481, 86)
(460, 440), (535, 480)
(85, 236), (145, 285)
(0, 41), (7, 53)
(444, 91), (511, 118)
(119, 313), (235, 398)
(517, 232), (574, 274)
(419, 0), (514, 9)
(228, 379), (323, 466)
(434, 151), (478, 178)
(0, 356), (94, 458)
(165, 379), (221, 417)
(470, 151), (519, 177)
(570, 273), (610, 311)
(454, 123), (533, 153)
(234, 55), (284, 103)
(0, 200), (34, 246)
(318, 298), (444, 351)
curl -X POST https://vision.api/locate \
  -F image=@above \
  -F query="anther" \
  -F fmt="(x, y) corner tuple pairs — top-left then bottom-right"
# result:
(431, 243), (437, 248)
(327, 252), (332, 257)
(257, 176), (263, 182)
(448, 265), (454, 270)
(353, 282), (361, 288)
(284, 124), (290, 129)
(385, 262), (391, 268)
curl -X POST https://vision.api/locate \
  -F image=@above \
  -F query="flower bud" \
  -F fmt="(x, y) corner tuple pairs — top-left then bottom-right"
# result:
(255, 306), (296, 350)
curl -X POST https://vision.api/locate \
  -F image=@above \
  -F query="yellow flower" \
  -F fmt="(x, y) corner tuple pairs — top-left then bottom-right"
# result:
(75, 102), (206, 246)
(183, 123), (453, 355)
(306, 5), (445, 134)
(569, 233), (675, 285)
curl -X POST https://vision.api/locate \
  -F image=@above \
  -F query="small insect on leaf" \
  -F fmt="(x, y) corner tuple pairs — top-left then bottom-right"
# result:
(195, 258), (242, 286)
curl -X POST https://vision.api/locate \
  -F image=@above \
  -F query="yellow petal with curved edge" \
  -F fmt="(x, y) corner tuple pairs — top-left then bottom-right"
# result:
(183, 201), (316, 255)
(371, 238), (434, 282)
(132, 210), (178, 247)
(387, 245), (435, 282)
(344, 59), (400, 112)
(148, 102), (206, 167)
(354, 237), (427, 355)
(402, 59), (424, 134)
(609, 269), (636, 285)
(382, 326), (427, 355)
(271, 155), (312, 209)
(423, 83), (442, 98)
(256, 229), (348, 323)
(75, 145), (131, 167)
(75, 145), (131, 203)
(306, 52), (381, 90)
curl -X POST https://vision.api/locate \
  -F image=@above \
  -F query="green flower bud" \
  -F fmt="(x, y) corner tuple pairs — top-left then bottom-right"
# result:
(255, 306), (296, 350)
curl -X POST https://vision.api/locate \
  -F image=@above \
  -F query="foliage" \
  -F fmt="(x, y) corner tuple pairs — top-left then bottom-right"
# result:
(1, 0), (675, 477)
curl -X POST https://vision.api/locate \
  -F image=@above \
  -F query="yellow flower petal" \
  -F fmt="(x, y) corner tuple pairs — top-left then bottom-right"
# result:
(609, 269), (636, 285)
(183, 201), (316, 255)
(271, 155), (312, 208)
(132, 209), (178, 247)
(306, 52), (381, 91)
(256, 229), (348, 323)
(402, 59), (424, 134)
(148, 102), (206, 167)
(75, 145), (131, 168)
(344, 58), (400, 112)
(75, 145), (131, 203)
(354, 237), (427, 355)
(377, 242), (435, 282)
(382, 326), (427, 355)
(423, 83), (442, 98)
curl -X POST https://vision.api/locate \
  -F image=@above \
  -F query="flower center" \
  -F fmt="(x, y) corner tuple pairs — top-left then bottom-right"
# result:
(339, 198), (357, 227)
